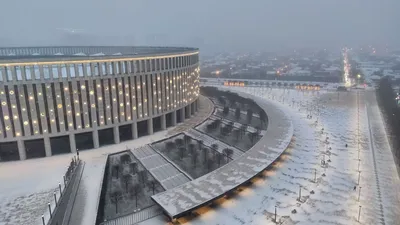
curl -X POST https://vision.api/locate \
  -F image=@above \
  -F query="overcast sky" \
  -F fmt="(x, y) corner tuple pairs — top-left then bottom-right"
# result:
(0, 0), (399, 52)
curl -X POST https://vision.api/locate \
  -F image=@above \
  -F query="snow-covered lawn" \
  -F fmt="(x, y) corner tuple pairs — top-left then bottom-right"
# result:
(144, 87), (400, 225)
(0, 96), (213, 225)
(0, 126), (191, 225)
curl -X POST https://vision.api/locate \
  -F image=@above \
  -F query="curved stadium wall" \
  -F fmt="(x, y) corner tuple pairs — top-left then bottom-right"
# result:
(0, 46), (200, 161)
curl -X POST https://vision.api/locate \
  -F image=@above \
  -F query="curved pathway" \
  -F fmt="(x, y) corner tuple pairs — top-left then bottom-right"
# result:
(152, 88), (294, 219)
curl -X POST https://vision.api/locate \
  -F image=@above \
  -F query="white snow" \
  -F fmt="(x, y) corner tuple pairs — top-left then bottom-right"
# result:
(1, 86), (400, 225)
(73, 52), (86, 56)
(0, 98), (212, 225)
(168, 86), (399, 225)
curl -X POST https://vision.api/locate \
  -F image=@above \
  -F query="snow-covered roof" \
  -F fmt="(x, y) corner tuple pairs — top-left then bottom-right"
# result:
(73, 52), (86, 56)
(89, 53), (105, 56)
(151, 89), (293, 219)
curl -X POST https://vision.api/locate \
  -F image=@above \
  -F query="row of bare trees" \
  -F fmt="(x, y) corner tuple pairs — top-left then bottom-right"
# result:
(108, 153), (160, 215)
(206, 118), (261, 145)
(164, 135), (234, 176)
(204, 86), (267, 127)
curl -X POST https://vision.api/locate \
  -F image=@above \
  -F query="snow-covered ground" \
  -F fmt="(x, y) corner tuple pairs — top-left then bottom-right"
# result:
(143, 87), (400, 225)
(1, 87), (399, 225)
(0, 96), (213, 225)
(0, 131), (167, 225)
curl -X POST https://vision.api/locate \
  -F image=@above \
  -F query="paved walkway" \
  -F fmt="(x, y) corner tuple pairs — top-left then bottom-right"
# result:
(131, 145), (192, 190)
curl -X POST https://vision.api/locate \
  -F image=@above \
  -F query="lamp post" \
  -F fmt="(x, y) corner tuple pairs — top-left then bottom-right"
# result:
(48, 203), (52, 218)
(298, 185), (302, 201)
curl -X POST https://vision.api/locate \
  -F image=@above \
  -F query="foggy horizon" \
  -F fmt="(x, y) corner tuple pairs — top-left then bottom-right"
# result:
(1, 0), (399, 53)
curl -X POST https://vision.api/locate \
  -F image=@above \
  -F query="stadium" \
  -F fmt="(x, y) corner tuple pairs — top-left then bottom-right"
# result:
(0, 46), (200, 161)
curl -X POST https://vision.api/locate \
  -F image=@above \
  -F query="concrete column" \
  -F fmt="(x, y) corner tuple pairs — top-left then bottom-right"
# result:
(147, 118), (154, 135)
(187, 104), (192, 117)
(114, 126), (120, 144)
(17, 139), (26, 160)
(132, 122), (138, 139)
(161, 114), (167, 130)
(44, 136), (52, 157)
(181, 107), (186, 122)
(69, 133), (77, 153)
(172, 111), (177, 126)
(93, 130), (100, 148)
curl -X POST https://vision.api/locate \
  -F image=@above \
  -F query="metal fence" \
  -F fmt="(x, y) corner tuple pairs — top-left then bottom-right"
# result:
(40, 157), (85, 225)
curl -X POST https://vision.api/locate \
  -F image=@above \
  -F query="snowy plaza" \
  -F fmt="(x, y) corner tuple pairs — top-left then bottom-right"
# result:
(1, 85), (400, 225)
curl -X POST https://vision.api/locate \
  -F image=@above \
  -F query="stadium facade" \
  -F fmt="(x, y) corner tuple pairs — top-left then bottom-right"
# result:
(0, 46), (200, 161)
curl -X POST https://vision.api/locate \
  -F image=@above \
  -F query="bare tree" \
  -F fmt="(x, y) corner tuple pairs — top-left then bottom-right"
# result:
(192, 151), (199, 167)
(258, 109), (267, 126)
(165, 141), (176, 152)
(179, 147), (186, 159)
(223, 106), (230, 117)
(196, 139), (204, 150)
(130, 162), (138, 174)
(217, 96), (226, 106)
(246, 108), (253, 124)
(147, 179), (157, 195)
(109, 188), (123, 214)
(120, 154), (131, 164)
(248, 132), (258, 144)
(211, 143), (219, 151)
(235, 107), (241, 121)
(202, 147), (209, 164)
(175, 138), (184, 147)
(183, 135), (192, 147)
(223, 148), (234, 162)
(207, 158), (215, 172)
(122, 174), (132, 192)
(130, 184), (142, 208)
(233, 129), (240, 141)
(188, 143), (196, 155)
(216, 153), (223, 167)
(113, 165), (120, 179)
(138, 170), (148, 184)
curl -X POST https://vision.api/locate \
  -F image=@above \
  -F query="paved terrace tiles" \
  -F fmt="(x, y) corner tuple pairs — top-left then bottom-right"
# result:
(151, 90), (294, 219)
(131, 145), (192, 190)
